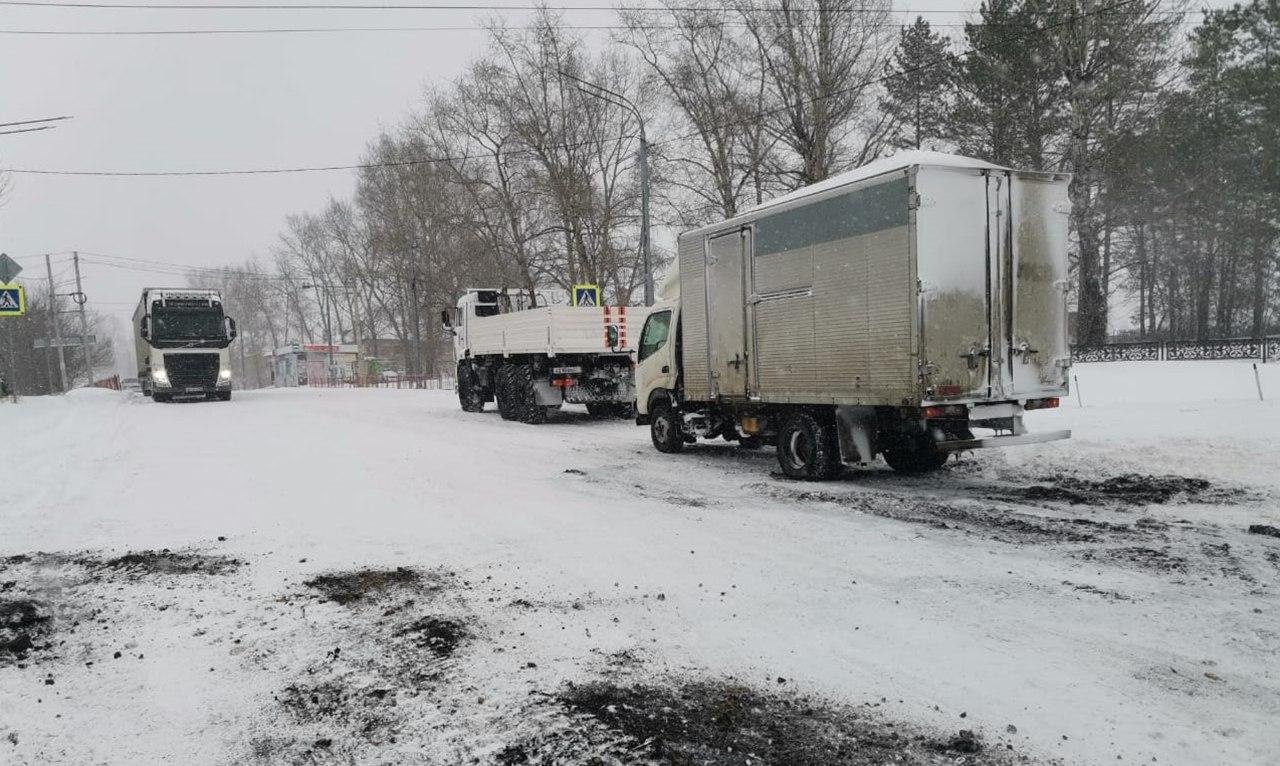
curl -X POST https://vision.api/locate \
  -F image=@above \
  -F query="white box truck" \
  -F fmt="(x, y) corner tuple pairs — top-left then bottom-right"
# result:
(132, 288), (238, 402)
(443, 289), (648, 423)
(633, 152), (1072, 479)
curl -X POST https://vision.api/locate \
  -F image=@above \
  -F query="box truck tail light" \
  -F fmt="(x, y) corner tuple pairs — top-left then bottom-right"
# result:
(552, 377), (577, 389)
(923, 405), (967, 419)
(1025, 397), (1060, 410)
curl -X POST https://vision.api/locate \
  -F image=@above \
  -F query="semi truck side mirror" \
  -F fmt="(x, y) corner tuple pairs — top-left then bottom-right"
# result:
(140, 316), (150, 340)
(606, 324), (620, 350)
(226, 317), (238, 340)
(440, 309), (452, 329)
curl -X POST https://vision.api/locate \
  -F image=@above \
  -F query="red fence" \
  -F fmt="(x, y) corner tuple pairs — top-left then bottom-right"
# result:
(305, 374), (455, 390)
(92, 375), (121, 391)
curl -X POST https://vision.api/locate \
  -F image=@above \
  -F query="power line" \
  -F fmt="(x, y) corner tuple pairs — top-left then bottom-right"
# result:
(0, 2), (1027, 12)
(0, 125), (59, 136)
(0, 0), (1161, 178)
(0, 24), (699, 34)
(0, 116), (74, 129)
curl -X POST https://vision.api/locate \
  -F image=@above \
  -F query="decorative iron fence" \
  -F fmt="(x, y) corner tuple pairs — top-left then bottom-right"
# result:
(1072, 337), (1280, 363)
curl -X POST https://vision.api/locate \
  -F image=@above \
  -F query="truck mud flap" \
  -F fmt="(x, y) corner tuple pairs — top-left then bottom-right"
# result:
(935, 429), (1071, 453)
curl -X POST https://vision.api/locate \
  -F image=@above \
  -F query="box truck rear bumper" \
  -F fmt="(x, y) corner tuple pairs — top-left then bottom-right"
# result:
(936, 429), (1072, 453)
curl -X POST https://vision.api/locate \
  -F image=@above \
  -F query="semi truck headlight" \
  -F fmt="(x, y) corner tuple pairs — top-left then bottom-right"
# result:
(152, 369), (169, 386)
(219, 369), (232, 380)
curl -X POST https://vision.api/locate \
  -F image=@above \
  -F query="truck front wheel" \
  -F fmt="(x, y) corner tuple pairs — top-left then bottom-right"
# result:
(456, 362), (485, 413)
(776, 410), (842, 480)
(649, 401), (684, 453)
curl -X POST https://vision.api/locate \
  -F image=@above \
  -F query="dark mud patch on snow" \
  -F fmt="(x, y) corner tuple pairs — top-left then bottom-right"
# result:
(4, 549), (241, 578)
(554, 679), (1022, 765)
(999, 474), (1245, 507)
(93, 550), (243, 577)
(1077, 546), (1189, 574)
(1061, 581), (1132, 601)
(395, 615), (469, 657)
(304, 566), (449, 605)
(756, 483), (1122, 544)
(0, 598), (52, 663)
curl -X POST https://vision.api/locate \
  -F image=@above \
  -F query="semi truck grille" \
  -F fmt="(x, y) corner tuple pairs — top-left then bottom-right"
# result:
(165, 354), (219, 389)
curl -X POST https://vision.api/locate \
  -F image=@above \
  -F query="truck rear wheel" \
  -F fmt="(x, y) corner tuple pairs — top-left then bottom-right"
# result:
(495, 365), (518, 421)
(776, 410), (842, 480)
(456, 362), (485, 413)
(649, 401), (684, 453)
(514, 364), (548, 424)
(883, 440), (949, 474)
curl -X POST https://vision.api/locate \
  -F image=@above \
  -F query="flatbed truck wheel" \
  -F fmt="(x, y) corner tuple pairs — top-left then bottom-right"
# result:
(457, 362), (485, 413)
(514, 364), (548, 424)
(495, 365), (518, 421)
(776, 410), (842, 481)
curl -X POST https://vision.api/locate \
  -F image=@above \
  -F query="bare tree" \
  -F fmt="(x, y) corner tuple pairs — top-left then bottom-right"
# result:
(738, 0), (896, 187)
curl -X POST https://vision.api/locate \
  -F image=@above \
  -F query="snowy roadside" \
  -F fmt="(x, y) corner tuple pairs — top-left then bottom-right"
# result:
(2, 361), (1278, 765)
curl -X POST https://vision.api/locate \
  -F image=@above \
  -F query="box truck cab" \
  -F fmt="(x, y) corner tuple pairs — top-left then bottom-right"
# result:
(635, 151), (1071, 479)
(133, 288), (237, 402)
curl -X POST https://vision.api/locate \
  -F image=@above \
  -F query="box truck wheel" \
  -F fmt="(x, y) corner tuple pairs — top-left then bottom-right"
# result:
(649, 401), (685, 453)
(514, 364), (548, 425)
(883, 440), (948, 474)
(495, 365), (518, 421)
(776, 411), (842, 480)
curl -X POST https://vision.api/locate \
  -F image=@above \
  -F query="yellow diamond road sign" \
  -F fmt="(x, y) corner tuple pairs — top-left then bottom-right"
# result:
(0, 284), (25, 317)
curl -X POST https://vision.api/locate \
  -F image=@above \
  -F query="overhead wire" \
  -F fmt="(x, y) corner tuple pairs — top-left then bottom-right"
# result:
(1, 0), (1162, 177)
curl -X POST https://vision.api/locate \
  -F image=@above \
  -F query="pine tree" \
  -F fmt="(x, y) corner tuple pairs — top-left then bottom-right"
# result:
(949, 0), (1064, 169)
(880, 17), (955, 151)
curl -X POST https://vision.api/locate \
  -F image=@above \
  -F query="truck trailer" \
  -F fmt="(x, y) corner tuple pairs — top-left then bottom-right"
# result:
(133, 288), (238, 402)
(443, 289), (648, 423)
(633, 151), (1072, 479)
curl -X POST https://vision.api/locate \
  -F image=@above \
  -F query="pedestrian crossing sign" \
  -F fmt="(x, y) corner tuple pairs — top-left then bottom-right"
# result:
(572, 284), (600, 307)
(0, 284), (24, 317)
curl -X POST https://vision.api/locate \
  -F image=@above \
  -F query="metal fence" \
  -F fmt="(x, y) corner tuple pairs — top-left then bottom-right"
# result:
(1072, 337), (1280, 363)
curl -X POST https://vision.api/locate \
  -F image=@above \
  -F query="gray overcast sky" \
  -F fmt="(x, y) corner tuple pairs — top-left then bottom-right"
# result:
(0, 0), (1215, 354)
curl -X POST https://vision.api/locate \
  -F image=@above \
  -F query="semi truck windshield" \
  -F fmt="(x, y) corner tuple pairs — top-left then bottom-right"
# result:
(152, 308), (224, 341)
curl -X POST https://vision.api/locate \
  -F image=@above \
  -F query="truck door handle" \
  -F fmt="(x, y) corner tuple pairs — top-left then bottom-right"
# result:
(727, 354), (744, 370)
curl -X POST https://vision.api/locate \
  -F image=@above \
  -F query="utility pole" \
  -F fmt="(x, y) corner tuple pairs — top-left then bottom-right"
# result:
(238, 330), (248, 389)
(44, 254), (68, 392)
(72, 252), (94, 387)
(559, 70), (654, 306)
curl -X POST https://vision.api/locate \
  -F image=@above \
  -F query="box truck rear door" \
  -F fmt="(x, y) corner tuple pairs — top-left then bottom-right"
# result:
(1007, 172), (1071, 396)
(915, 167), (995, 399)
(705, 229), (750, 398)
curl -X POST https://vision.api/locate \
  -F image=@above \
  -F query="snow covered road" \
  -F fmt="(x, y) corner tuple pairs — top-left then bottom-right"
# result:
(2, 361), (1279, 765)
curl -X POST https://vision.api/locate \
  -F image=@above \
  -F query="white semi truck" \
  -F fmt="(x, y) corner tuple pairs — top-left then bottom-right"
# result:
(633, 151), (1072, 479)
(132, 288), (238, 402)
(443, 289), (648, 423)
